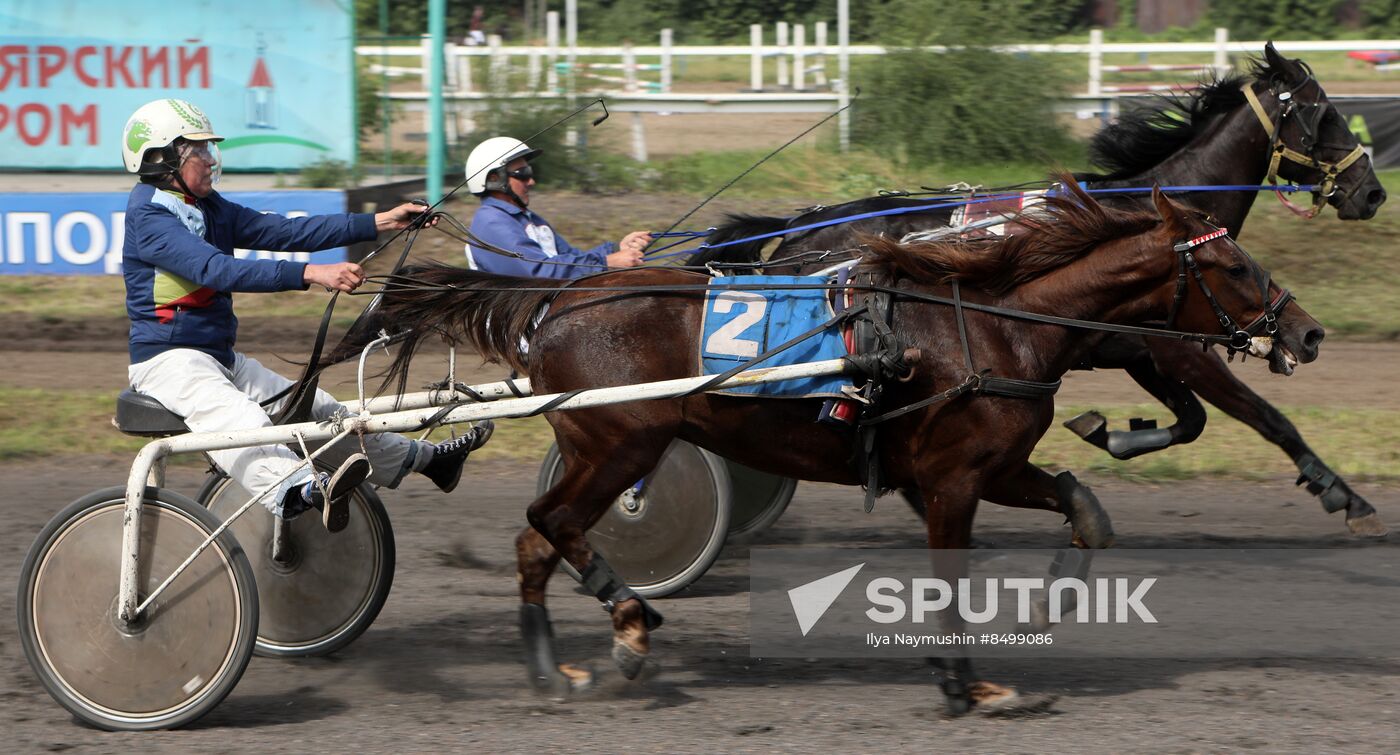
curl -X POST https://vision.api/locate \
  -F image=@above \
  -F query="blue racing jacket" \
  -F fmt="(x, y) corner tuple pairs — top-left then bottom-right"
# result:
(123, 183), (378, 367)
(466, 196), (615, 279)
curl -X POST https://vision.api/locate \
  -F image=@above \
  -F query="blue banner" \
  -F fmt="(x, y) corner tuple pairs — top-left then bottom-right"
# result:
(0, 190), (350, 275)
(0, 0), (354, 170)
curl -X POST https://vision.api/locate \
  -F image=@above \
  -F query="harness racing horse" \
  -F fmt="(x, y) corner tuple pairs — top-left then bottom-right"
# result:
(357, 183), (1322, 714)
(689, 43), (1388, 536)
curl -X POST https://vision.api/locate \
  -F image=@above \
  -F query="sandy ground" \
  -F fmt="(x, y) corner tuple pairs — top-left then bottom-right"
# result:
(2, 458), (1398, 753)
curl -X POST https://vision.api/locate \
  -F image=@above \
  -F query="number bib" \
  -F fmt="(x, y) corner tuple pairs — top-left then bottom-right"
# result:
(699, 275), (854, 398)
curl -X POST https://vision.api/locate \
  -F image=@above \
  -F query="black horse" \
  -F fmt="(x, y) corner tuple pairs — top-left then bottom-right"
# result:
(687, 43), (1388, 535)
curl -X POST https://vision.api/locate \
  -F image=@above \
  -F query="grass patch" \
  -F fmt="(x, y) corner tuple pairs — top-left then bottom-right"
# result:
(10, 383), (1400, 483)
(0, 386), (558, 465)
(1034, 404), (1400, 482)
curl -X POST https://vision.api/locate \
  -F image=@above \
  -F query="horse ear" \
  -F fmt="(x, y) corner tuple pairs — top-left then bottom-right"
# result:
(1264, 41), (1302, 83)
(1151, 185), (1187, 236)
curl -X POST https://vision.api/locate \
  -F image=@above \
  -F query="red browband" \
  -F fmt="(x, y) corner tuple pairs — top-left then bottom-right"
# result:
(1173, 227), (1230, 252)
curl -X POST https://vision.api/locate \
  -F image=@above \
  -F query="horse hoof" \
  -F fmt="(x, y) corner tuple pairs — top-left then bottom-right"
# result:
(1346, 512), (1390, 538)
(1027, 600), (1053, 633)
(1056, 472), (1114, 549)
(969, 681), (1059, 716)
(944, 694), (972, 716)
(612, 638), (648, 680)
(528, 664), (593, 700)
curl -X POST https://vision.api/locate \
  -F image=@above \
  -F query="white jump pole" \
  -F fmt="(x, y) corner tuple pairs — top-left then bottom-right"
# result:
(750, 24), (763, 91)
(660, 27), (673, 93)
(814, 21), (828, 88)
(838, 0), (850, 152)
(794, 23), (807, 91)
(546, 10), (560, 92)
(776, 21), (790, 89)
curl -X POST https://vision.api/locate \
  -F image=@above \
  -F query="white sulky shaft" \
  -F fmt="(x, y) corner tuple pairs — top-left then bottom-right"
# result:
(117, 359), (849, 621)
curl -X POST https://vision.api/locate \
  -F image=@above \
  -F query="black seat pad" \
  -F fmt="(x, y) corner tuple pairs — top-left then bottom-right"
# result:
(114, 388), (190, 437)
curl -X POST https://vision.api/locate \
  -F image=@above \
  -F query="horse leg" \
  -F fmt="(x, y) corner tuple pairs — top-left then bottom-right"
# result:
(1150, 342), (1388, 537)
(1063, 343), (1208, 460)
(919, 469), (1057, 716)
(903, 462), (1114, 549)
(519, 435), (672, 691)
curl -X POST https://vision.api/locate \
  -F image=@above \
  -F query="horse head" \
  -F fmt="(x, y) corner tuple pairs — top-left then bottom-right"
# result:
(1150, 186), (1323, 374)
(1256, 42), (1386, 219)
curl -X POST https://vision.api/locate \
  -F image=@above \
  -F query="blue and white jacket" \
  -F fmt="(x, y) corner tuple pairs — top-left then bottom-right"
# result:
(466, 196), (615, 279)
(122, 183), (378, 367)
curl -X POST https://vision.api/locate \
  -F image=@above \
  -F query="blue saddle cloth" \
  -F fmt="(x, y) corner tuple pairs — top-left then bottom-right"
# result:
(699, 275), (854, 398)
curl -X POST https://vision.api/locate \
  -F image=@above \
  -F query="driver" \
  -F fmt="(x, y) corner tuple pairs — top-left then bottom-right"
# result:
(120, 98), (492, 533)
(463, 136), (652, 278)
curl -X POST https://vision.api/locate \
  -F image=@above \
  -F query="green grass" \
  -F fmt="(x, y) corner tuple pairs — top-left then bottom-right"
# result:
(9, 384), (1400, 481)
(1035, 404), (1400, 482)
(0, 386), (557, 464)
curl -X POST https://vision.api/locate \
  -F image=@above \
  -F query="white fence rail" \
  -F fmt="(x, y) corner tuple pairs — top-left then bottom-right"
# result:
(359, 26), (1400, 160)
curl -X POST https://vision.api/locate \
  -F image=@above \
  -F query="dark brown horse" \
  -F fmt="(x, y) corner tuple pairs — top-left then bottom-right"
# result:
(690, 43), (1387, 535)
(355, 182), (1322, 714)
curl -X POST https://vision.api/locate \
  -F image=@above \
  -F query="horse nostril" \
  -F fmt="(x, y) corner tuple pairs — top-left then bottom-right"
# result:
(1304, 327), (1325, 353)
(1369, 188), (1388, 208)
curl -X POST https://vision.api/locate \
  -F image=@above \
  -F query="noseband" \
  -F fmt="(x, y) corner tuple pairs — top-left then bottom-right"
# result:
(1242, 77), (1367, 218)
(1165, 226), (1292, 354)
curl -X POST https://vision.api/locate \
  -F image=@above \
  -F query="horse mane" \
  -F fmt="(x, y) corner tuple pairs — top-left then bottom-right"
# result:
(862, 180), (1158, 295)
(1080, 55), (1292, 181)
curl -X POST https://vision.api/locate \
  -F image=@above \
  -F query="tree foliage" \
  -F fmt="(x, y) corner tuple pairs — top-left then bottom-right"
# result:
(850, 0), (1080, 165)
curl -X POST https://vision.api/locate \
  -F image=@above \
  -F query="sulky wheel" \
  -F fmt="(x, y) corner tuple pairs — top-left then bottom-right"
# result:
(538, 440), (731, 598)
(198, 471), (395, 658)
(722, 459), (797, 538)
(17, 486), (257, 731)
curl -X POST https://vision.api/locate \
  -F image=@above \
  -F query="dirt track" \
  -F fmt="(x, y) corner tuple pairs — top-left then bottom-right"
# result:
(3, 455), (1399, 752)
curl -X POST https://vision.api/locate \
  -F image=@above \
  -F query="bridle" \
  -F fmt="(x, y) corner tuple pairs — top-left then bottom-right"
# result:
(1242, 73), (1367, 218)
(1165, 225), (1291, 356)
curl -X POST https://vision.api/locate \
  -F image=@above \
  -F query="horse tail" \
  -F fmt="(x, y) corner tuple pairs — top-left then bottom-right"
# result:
(325, 262), (564, 395)
(685, 213), (790, 268)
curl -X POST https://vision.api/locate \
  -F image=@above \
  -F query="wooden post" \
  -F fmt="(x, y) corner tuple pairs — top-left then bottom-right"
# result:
(814, 21), (828, 88)
(838, 0), (849, 152)
(660, 28), (673, 93)
(794, 23), (806, 91)
(546, 11), (560, 92)
(1088, 28), (1104, 97)
(776, 21), (789, 89)
(750, 24), (763, 91)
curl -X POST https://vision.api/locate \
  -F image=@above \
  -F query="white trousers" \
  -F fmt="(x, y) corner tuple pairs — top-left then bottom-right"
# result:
(129, 349), (419, 514)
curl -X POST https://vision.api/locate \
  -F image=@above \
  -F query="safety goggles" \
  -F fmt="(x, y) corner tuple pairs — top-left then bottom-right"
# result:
(177, 139), (223, 184)
(505, 164), (534, 182)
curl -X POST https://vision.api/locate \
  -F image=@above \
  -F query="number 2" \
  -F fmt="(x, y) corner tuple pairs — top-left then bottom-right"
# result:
(705, 291), (767, 358)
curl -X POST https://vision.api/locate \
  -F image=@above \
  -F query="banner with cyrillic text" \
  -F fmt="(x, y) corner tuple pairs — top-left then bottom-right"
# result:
(0, 0), (354, 170)
(0, 190), (350, 275)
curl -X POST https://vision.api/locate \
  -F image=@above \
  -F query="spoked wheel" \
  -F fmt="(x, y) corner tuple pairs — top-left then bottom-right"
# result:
(197, 471), (395, 658)
(722, 459), (797, 538)
(538, 440), (732, 598)
(17, 486), (257, 731)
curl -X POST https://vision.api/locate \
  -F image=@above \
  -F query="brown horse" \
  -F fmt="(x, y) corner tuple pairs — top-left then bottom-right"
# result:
(352, 183), (1321, 714)
(691, 43), (1386, 535)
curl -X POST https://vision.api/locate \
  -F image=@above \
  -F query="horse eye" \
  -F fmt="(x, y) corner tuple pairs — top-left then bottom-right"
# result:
(1227, 264), (1249, 279)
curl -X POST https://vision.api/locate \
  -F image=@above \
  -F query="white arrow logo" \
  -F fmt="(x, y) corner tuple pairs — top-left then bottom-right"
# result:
(787, 563), (865, 636)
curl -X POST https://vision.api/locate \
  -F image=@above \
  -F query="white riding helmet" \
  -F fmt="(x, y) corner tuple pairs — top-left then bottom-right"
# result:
(121, 98), (224, 175)
(465, 136), (542, 195)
